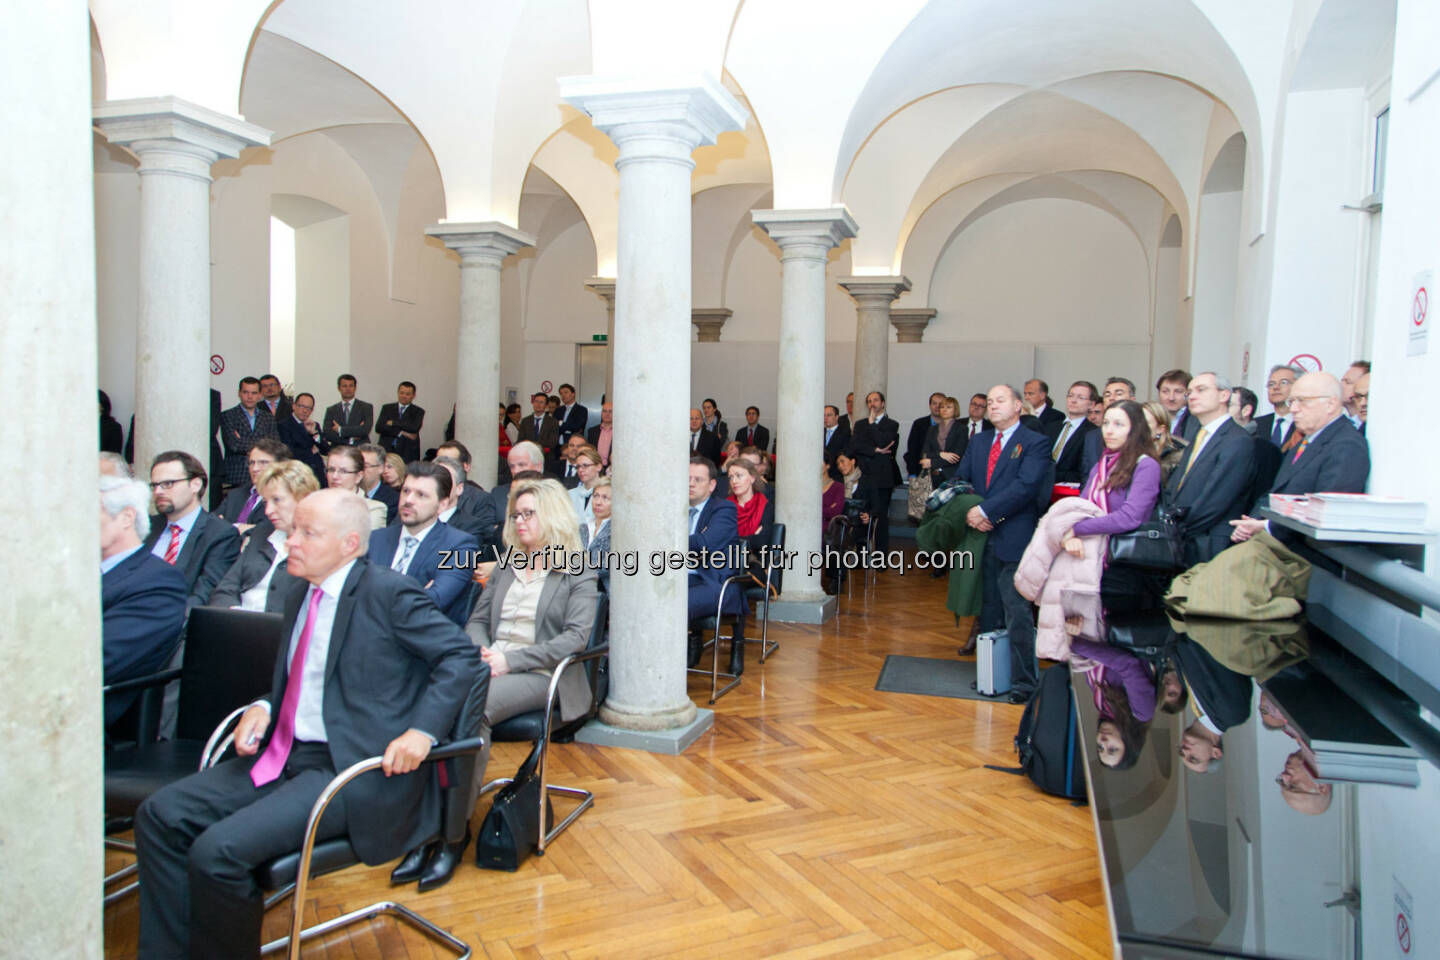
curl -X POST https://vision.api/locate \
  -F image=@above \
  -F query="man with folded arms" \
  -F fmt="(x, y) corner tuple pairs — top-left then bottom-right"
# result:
(133, 489), (481, 959)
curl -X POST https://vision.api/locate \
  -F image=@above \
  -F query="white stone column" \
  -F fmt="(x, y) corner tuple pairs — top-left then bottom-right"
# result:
(3, 2), (101, 954)
(584, 277), (616, 398)
(839, 276), (911, 408)
(94, 98), (269, 472)
(562, 75), (746, 737)
(754, 210), (857, 614)
(426, 223), (535, 488)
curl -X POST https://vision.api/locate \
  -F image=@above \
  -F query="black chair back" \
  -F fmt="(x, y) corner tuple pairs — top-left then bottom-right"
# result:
(587, 593), (610, 710)
(767, 522), (786, 596)
(175, 608), (285, 742)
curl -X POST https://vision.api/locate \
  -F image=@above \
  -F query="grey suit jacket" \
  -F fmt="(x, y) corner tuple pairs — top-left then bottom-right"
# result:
(323, 399), (375, 446)
(465, 563), (599, 722)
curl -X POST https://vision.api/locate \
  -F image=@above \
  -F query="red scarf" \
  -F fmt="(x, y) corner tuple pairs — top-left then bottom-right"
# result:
(731, 491), (768, 537)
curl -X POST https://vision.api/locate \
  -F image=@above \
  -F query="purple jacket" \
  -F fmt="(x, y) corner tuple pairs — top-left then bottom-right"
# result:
(1070, 638), (1157, 723)
(1071, 455), (1161, 538)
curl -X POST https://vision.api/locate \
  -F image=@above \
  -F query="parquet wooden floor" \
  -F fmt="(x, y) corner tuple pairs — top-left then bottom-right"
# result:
(104, 553), (1115, 959)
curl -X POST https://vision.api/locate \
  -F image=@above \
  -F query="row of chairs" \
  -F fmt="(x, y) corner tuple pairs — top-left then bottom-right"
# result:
(688, 523), (786, 703)
(104, 597), (610, 957)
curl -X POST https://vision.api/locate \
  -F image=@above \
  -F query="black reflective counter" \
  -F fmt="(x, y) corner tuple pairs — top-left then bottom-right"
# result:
(1071, 616), (1440, 960)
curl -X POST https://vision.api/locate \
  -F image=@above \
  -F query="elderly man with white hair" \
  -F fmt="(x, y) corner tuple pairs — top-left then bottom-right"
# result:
(100, 475), (188, 728)
(1231, 371), (1370, 543)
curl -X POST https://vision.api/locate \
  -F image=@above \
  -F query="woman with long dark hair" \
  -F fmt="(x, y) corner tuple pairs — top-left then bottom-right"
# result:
(1061, 400), (1161, 555)
(1070, 638), (1157, 769)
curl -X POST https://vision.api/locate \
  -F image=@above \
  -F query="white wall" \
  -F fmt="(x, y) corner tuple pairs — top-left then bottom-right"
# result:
(95, 164), (140, 437)
(292, 215), (351, 399)
(1191, 190), (1243, 378)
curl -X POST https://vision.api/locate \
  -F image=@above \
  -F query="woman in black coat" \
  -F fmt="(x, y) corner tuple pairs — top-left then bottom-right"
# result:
(919, 395), (967, 485)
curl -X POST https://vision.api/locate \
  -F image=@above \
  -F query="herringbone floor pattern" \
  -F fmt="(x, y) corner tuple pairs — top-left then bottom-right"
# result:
(105, 558), (1113, 959)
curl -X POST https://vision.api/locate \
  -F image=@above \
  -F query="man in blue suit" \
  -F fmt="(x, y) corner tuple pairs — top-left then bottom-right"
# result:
(554, 383), (589, 446)
(686, 456), (746, 673)
(953, 384), (1051, 701)
(368, 462), (478, 624)
(101, 475), (188, 728)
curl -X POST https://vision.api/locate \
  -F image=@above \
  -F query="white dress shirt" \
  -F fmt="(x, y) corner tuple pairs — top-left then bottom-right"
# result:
(149, 505), (200, 562)
(270, 558), (358, 743)
(390, 520), (437, 575)
(238, 527), (290, 611)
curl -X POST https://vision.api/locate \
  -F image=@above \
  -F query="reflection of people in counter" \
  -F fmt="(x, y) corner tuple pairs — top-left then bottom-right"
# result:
(1174, 639), (1253, 774)
(1277, 750), (1333, 815)
(1070, 638), (1156, 769)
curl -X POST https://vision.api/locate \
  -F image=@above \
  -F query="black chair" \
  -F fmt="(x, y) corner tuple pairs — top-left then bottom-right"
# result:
(104, 607), (286, 905)
(742, 522), (784, 663)
(249, 653), (490, 958)
(483, 593), (610, 853)
(687, 573), (749, 703)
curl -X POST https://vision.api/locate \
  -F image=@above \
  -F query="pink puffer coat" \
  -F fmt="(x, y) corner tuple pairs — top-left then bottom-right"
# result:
(1013, 497), (1105, 661)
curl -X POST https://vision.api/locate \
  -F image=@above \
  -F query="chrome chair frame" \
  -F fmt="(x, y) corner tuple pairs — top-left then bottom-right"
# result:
(686, 572), (749, 703)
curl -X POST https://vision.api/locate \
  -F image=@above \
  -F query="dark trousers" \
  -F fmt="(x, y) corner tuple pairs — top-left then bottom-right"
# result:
(134, 742), (346, 959)
(867, 484), (894, 551)
(978, 542), (1037, 695)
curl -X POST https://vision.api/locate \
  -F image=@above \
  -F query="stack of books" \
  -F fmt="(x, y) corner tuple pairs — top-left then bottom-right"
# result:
(1293, 493), (1428, 532)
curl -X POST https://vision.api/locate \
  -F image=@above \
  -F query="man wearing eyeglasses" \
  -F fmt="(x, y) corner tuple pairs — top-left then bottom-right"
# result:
(1230, 371), (1370, 543)
(143, 450), (240, 607)
(1253, 364), (1299, 449)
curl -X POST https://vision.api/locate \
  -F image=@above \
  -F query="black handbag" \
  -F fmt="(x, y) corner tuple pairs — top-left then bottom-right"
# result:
(475, 745), (552, 872)
(1104, 609), (1177, 653)
(1107, 505), (1185, 571)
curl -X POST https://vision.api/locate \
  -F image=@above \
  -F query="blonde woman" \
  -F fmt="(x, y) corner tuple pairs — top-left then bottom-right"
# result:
(210, 460), (319, 609)
(568, 444), (604, 525)
(1141, 400), (1188, 484)
(382, 452), (407, 490)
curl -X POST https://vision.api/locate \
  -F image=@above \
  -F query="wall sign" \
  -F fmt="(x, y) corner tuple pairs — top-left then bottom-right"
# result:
(1410, 270), (1431, 357)
(210, 354), (225, 375)
(540, 379), (554, 394)
(1288, 353), (1321, 373)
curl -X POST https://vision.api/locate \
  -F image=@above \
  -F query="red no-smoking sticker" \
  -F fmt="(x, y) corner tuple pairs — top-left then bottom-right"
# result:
(1398, 912), (1411, 953)
(1415, 285), (1428, 327)
(1411, 270), (1433, 356)
(540, 380), (554, 394)
(1289, 354), (1321, 373)
(210, 354), (225, 375)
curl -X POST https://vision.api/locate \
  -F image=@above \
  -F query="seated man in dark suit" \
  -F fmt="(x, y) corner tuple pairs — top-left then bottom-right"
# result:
(585, 399), (614, 470)
(1047, 380), (1098, 484)
(435, 441), (500, 558)
(144, 450), (241, 607)
(276, 392), (329, 482)
(101, 475), (188, 728)
(518, 391), (560, 463)
(556, 433), (588, 488)
(216, 438), (290, 531)
(554, 383), (589, 446)
(490, 442), (547, 545)
(322, 373), (374, 448)
(849, 391), (903, 550)
(1231, 371), (1370, 545)
(688, 407), (723, 463)
(133, 489), (481, 958)
(737, 405), (771, 454)
(1023, 379), (1065, 430)
(368, 462), (478, 625)
(376, 380), (426, 464)
(359, 443), (399, 525)
(952, 384), (1050, 700)
(686, 456), (744, 672)
(1165, 373), (1256, 564)
(219, 377), (280, 492)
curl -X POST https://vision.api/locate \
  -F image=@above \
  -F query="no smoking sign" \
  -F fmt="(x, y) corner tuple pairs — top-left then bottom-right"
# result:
(1410, 270), (1432, 357)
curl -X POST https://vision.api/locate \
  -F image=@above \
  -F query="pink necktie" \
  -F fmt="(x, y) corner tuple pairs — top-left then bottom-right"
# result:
(162, 524), (182, 565)
(250, 587), (324, 787)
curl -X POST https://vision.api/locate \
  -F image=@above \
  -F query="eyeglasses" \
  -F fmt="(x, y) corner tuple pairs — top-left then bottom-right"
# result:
(149, 478), (190, 492)
(510, 509), (537, 523)
(325, 466), (360, 476)
(1288, 395), (1326, 406)
(1266, 378), (1294, 388)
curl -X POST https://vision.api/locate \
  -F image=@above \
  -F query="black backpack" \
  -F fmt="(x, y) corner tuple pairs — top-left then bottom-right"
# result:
(987, 666), (1087, 802)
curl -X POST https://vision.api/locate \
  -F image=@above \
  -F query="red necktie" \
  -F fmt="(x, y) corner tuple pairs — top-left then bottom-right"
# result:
(250, 586), (324, 787)
(162, 524), (182, 565)
(986, 433), (1003, 486)
(1291, 438), (1308, 463)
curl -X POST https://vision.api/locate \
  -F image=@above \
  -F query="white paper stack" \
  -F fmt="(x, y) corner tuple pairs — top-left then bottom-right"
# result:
(1295, 493), (1429, 532)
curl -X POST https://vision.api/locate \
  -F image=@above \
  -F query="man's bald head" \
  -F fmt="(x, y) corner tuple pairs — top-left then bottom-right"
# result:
(286, 488), (370, 584)
(1288, 372), (1344, 436)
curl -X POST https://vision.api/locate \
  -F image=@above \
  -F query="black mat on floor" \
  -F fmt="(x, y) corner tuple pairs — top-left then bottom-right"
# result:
(875, 655), (1013, 702)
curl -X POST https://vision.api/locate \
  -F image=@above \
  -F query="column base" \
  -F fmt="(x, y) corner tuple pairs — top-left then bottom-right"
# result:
(767, 594), (836, 624)
(577, 709), (714, 755)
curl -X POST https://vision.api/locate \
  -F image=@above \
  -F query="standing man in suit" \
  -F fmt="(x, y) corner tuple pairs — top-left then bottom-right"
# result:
(1252, 364), (1299, 449)
(686, 456), (745, 673)
(1047, 381), (1099, 484)
(688, 407), (723, 463)
(1231, 371), (1370, 544)
(905, 392), (945, 478)
(586, 399), (614, 470)
(323, 373), (374, 448)
(101, 475), (189, 728)
(952, 385), (1050, 699)
(369, 462), (478, 624)
(377, 380), (425, 464)
(1165, 373), (1256, 564)
(518, 391), (560, 463)
(1024, 379), (1065, 431)
(144, 450), (241, 608)
(258, 374), (291, 423)
(219, 377), (279, 491)
(132, 489), (481, 958)
(554, 383), (589, 446)
(217, 438), (290, 532)
(961, 393), (989, 443)
(1082, 377), (1137, 479)
(836, 392), (856, 435)
(1156, 369), (1198, 441)
(738, 405), (770, 453)
(358, 443), (399, 525)
(823, 404), (850, 480)
(277, 392), (329, 483)
(1340, 360), (1370, 429)
(849, 391), (902, 551)
(1352, 371), (1369, 437)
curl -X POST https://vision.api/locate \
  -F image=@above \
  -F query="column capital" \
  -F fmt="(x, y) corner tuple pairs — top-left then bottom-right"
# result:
(692, 307), (733, 342)
(426, 221), (536, 265)
(93, 96), (270, 173)
(560, 74), (746, 167)
(890, 307), (936, 343)
(752, 207), (858, 253)
(584, 277), (617, 303)
(838, 275), (912, 305)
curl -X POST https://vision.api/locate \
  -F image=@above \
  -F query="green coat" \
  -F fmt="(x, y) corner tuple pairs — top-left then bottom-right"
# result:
(1165, 530), (1311, 620)
(916, 492), (989, 618)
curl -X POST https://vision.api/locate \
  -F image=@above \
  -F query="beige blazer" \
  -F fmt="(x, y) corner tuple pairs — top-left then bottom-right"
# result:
(465, 563), (599, 721)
